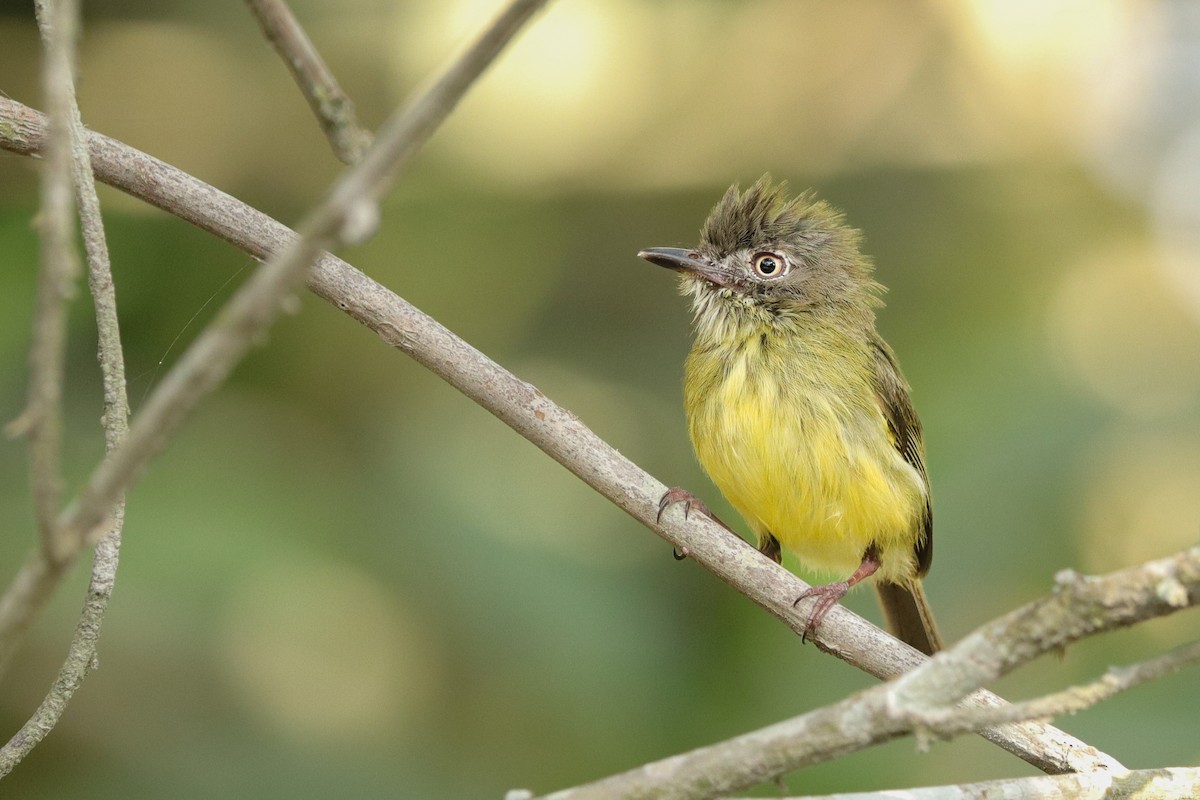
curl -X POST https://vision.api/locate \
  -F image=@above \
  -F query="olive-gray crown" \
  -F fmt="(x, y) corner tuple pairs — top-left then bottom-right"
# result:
(698, 176), (881, 313)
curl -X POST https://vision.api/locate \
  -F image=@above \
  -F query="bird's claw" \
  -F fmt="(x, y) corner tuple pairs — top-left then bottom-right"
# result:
(656, 487), (711, 524)
(659, 488), (714, 562)
(793, 581), (850, 643)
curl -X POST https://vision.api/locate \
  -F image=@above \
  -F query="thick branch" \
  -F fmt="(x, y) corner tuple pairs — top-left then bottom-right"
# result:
(0, 95), (1119, 776)
(245, 0), (371, 163)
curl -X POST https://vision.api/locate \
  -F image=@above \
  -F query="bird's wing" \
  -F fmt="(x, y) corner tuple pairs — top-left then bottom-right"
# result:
(870, 334), (933, 577)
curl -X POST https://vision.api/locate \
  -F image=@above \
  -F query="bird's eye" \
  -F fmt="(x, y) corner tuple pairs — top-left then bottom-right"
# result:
(751, 252), (787, 278)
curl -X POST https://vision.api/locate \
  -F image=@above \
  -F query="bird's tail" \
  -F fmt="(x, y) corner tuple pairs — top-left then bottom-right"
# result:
(874, 579), (943, 656)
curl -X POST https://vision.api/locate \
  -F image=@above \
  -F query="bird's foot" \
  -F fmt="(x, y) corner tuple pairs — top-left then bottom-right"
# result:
(793, 581), (850, 643)
(656, 487), (713, 524)
(657, 488), (737, 561)
(792, 545), (882, 642)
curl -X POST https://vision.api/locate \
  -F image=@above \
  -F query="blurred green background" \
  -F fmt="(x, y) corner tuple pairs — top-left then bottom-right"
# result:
(2, 0), (1199, 797)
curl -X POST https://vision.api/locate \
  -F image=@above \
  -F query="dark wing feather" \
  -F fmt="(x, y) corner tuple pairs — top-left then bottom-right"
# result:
(869, 335), (933, 577)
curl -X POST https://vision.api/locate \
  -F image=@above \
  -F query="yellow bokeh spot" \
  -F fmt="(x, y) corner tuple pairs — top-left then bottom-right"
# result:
(960, 0), (1128, 71)
(219, 556), (440, 743)
(1048, 246), (1200, 418)
(943, 0), (1147, 150)
(1080, 437), (1200, 572)
(1075, 432), (1200, 647)
(391, 0), (655, 184)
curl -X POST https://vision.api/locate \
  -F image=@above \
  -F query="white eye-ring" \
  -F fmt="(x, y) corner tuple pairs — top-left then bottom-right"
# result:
(751, 251), (788, 278)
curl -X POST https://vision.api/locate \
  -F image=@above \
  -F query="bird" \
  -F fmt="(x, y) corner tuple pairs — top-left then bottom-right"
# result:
(638, 176), (942, 655)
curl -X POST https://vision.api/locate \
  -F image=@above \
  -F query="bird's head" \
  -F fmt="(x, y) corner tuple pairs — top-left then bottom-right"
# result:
(639, 176), (882, 333)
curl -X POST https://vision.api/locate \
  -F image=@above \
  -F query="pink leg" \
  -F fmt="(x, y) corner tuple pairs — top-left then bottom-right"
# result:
(793, 545), (881, 642)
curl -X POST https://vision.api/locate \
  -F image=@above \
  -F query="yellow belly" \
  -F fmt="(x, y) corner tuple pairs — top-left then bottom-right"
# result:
(685, 334), (925, 581)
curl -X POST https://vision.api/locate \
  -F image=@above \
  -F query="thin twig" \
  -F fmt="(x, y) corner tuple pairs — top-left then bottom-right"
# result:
(0, 0), (85, 682)
(898, 638), (1200, 738)
(0, 528), (121, 779)
(0, 94), (1122, 777)
(722, 766), (1200, 800)
(886, 561), (1200, 721)
(0, 0), (131, 771)
(245, 0), (372, 163)
(8, 0), (82, 551)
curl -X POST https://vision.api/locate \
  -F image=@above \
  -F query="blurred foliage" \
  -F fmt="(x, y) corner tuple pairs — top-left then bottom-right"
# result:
(1, 0), (1199, 797)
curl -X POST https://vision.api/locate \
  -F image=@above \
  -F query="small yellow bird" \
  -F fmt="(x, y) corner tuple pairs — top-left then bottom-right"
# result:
(639, 177), (942, 655)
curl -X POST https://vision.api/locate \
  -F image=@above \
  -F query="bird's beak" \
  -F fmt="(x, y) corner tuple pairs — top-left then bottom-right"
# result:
(637, 247), (731, 287)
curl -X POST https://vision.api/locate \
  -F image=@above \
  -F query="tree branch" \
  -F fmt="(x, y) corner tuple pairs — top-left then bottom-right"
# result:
(245, 0), (372, 163)
(0, 530), (121, 779)
(0, 0), (88, 684)
(0, 93), (1122, 777)
(0, 0), (133, 771)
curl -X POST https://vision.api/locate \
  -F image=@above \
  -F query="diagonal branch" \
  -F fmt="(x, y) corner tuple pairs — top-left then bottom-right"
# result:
(245, 0), (372, 163)
(0, 93), (1122, 777)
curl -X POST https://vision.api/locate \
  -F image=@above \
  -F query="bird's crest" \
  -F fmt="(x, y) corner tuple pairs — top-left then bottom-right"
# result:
(700, 175), (848, 255)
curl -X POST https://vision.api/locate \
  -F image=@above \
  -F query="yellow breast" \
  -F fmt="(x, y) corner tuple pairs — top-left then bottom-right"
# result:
(684, 327), (925, 581)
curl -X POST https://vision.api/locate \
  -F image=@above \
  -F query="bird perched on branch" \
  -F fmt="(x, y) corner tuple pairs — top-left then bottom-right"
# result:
(639, 176), (942, 655)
